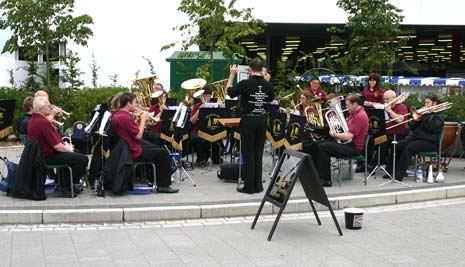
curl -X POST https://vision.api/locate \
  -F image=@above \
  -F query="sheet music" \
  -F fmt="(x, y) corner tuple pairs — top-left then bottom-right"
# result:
(203, 102), (219, 108)
(84, 112), (100, 133)
(172, 103), (184, 123)
(97, 111), (111, 134)
(175, 105), (188, 128)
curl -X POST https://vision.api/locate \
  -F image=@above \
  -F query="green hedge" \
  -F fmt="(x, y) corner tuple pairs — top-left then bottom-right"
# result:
(0, 87), (124, 136)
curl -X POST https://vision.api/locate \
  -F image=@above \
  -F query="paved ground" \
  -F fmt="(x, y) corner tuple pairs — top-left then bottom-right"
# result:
(1, 145), (465, 210)
(1, 197), (465, 266)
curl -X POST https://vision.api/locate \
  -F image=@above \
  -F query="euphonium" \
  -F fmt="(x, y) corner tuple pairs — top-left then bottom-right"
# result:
(129, 75), (158, 108)
(324, 98), (350, 144)
(210, 79), (228, 106)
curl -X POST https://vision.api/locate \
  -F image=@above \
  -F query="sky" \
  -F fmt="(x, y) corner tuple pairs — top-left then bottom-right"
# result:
(1, 0), (465, 89)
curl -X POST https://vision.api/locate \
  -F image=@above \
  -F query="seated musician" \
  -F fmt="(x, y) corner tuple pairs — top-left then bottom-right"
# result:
(383, 90), (408, 178)
(394, 95), (445, 181)
(153, 82), (164, 93)
(306, 94), (368, 187)
(145, 90), (168, 147)
(18, 96), (34, 135)
(189, 86), (214, 167)
(111, 92), (178, 193)
(296, 91), (317, 152)
(27, 96), (87, 196)
(362, 72), (384, 108)
(303, 77), (327, 102)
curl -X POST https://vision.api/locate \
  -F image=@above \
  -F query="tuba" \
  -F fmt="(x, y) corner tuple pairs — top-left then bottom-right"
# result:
(324, 98), (350, 144)
(210, 79), (228, 106)
(129, 75), (157, 108)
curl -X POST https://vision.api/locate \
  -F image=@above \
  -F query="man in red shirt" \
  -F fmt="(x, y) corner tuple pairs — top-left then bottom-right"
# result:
(383, 90), (408, 178)
(27, 96), (87, 196)
(307, 94), (368, 187)
(111, 92), (178, 193)
(304, 77), (327, 102)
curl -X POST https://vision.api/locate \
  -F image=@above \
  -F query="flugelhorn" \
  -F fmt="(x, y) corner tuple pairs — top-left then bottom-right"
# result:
(386, 102), (452, 130)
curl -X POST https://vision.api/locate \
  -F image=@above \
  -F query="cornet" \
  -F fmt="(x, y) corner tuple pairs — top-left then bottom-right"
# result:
(50, 105), (72, 118)
(132, 107), (160, 125)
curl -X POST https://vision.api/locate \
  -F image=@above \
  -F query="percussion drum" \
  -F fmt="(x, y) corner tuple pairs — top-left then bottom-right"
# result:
(441, 121), (459, 153)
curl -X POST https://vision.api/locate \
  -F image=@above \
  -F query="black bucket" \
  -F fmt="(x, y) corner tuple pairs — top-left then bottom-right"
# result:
(344, 207), (364, 230)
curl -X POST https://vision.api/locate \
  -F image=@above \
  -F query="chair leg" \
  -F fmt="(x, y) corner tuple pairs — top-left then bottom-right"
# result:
(151, 163), (156, 189)
(67, 166), (74, 198)
(337, 159), (343, 187)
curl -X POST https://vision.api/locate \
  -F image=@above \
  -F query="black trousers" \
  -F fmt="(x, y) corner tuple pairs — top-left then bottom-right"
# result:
(395, 137), (438, 180)
(145, 131), (162, 148)
(309, 139), (360, 181)
(137, 139), (171, 187)
(240, 115), (266, 193)
(190, 131), (222, 163)
(45, 152), (88, 184)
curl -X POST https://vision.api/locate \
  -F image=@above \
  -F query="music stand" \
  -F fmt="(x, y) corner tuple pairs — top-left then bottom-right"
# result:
(168, 106), (196, 186)
(363, 109), (388, 183)
(378, 135), (410, 187)
(198, 107), (227, 171)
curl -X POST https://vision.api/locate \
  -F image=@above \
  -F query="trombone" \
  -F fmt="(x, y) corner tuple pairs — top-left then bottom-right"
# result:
(386, 102), (452, 130)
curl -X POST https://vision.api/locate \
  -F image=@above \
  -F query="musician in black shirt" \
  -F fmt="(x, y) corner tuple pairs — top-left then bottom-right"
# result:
(226, 58), (275, 194)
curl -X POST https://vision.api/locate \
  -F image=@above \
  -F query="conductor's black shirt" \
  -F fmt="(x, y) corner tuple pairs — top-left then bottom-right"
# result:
(228, 75), (275, 115)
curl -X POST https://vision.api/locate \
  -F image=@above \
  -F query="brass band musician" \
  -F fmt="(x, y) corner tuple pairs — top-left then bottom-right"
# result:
(189, 85), (214, 167)
(303, 77), (327, 102)
(394, 95), (445, 181)
(307, 94), (368, 187)
(383, 90), (408, 178)
(111, 92), (178, 193)
(145, 90), (168, 147)
(362, 72), (384, 108)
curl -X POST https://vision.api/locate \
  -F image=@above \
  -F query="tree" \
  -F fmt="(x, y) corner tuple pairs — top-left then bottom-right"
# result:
(6, 68), (16, 89)
(0, 0), (93, 88)
(162, 0), (265, 81)
(143, 56), (157, 76)
(22, 60), (41, 91)
(89, 53), (100, 88)
(61, 49), (84, 89)
(330, 0), (405, 75)
(108, 74), (118, 87)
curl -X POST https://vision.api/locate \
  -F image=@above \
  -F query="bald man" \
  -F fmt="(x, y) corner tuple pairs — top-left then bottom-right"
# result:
(383, 90), (408, 178)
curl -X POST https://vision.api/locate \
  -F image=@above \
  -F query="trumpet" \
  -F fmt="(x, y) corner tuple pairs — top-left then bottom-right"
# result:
(52, 119), (64, 127)
(386, 102), (452, 130)
(50, 105), (72, 118)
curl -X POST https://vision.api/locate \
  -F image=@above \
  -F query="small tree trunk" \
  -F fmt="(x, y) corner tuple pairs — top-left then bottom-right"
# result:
(209, 47), (214, 82)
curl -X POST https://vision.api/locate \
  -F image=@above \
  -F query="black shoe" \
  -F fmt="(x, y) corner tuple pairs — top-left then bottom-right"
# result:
(55, 187), (76, 198)
(355, 164), (365, 173)
(157, 186), (179, 193)
(237, 187), (253, 194)
(255, 188), (264, 193)
(320, 180), (332, 187)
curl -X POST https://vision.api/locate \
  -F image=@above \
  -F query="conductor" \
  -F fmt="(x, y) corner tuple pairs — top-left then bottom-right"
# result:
(226, 58), (275, 194)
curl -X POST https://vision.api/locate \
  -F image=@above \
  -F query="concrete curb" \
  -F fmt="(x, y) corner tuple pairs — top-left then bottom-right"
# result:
(1, 185), (465, 224)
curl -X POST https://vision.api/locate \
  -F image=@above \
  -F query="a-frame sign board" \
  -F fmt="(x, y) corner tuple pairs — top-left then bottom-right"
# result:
(251, 149), (343, 241)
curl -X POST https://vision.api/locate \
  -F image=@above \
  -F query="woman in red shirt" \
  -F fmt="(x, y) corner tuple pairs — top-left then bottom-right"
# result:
(362, 72), (384, 108)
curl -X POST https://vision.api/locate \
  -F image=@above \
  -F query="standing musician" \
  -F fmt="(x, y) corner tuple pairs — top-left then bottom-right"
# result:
(307, 94), (368, 187)
(362, 72), (384, 108)
(383, 90), (408, 178)
(111, 92), (178, 193)
(303, 77), (327, 102)
(145, 90), (168, 147)
(226, 57), (275, 194)
(27, 96), (87, 196)
(189, 85), (214, 167)
(394, 95), (445, 181)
